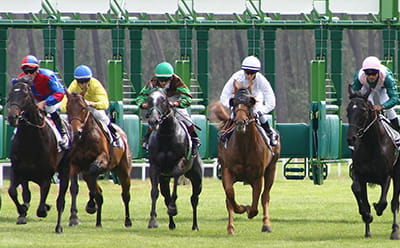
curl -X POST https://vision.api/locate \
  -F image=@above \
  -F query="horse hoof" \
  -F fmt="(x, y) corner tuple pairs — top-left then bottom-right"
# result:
(55, 225), (63, 234)
(390, 231), (400, 240)
(16, 216), (27, 225)
(37, 209), (48, 218)
(69, 217), (81, 226)
(373, 202), (387, 216)
(125, 218), (132, 227)
(169, 222), (176, 230)
(192, 225), (199, 231)
(85, 203), (97, 214)
(45, 204), (51, 211)
(148, 219), (158, 228)
(247, 209), (258, 219)
(262, 225), (272, 232)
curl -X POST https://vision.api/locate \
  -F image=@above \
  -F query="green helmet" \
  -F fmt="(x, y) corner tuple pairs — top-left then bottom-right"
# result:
(155, 62), (174, 77)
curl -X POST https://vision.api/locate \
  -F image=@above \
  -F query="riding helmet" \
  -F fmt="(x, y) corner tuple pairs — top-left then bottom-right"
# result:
(74, 65), (93, 79)
(155, 62), (174, 77)
(20, 55), (39, 69)
(241, 55), (261, 72)
(362, 56), (381, 71)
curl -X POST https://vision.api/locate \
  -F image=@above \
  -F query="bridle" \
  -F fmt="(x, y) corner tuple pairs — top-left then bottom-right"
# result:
(7, 82), (46, 129)
(233, 103), (256, 128)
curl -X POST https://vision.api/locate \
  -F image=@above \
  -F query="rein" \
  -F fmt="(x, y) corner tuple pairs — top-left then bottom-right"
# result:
(233, 105), (256, 127)
(348, 106), (378, 138)
(149, 106), (173, 125)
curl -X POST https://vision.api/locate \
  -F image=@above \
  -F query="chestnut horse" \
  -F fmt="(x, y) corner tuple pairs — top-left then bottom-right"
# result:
(6, 76), (71, 229)
(346, 85), (400, 239)
(213, 87), (281, 235)
(55, 91), (132, 233)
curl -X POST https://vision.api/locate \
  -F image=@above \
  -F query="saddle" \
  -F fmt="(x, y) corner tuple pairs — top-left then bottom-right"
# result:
(379, 115), (400, 148)
(44, 117), (70, 152)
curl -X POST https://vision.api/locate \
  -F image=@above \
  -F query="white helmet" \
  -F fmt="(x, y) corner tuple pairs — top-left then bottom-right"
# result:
(241, 56), (261, 71)
(362, 56), (381, 71)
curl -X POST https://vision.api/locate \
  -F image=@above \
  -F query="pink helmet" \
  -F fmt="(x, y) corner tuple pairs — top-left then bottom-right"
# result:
(361, 56), (381, 71)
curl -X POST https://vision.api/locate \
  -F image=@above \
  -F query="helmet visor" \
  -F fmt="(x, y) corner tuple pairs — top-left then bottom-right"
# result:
(22, 66), (38, 75)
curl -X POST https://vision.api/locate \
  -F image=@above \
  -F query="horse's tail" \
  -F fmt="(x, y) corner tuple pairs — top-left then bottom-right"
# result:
(209, 101), (230, 129)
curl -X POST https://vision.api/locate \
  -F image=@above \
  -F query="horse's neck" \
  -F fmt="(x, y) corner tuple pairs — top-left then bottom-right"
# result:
(158, 115), (178, 135)
(363, 120), (390, 148)
(233, 123), (260, 146)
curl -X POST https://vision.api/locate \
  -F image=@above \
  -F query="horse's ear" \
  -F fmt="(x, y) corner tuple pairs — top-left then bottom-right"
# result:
(249, 97), (256, 106)
(348, 84), (356, 98)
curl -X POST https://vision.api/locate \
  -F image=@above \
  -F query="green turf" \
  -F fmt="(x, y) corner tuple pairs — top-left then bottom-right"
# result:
(0, 163), (398, 247)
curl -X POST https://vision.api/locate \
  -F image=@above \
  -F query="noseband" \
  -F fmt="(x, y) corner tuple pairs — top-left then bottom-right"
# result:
(233, 104), (255, 128)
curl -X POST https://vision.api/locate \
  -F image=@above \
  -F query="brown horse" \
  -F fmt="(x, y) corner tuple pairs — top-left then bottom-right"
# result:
(55, 91), (132, 233)
(213, 86), (281, 235)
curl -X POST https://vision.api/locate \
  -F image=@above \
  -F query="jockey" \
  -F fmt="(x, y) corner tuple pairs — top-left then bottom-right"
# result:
(61, 65), (121, 147)
(351, 56), (400, 131)
(137, 61), (200, 156)
(15, 55), (68, 149)
(220, 55), (278, 146)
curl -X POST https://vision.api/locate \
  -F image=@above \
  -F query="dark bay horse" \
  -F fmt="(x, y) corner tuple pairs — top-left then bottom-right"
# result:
(6, 76), (71, 227)
(145, 88), (202, 230)
(55, 91), (132, 233)
(346, 85), (400, 239)
(213, 87), (281, 235)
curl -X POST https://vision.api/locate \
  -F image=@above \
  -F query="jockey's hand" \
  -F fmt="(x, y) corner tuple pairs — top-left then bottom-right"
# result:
(140, 102), (148, 109)
(36, 100), (46, 111)
(169, 101), (179, 107)
(85, 100), (94, 107)
(373, 105), (383, 112)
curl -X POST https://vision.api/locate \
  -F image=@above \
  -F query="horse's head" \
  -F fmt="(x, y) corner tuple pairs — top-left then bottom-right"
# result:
(346, 84), (375, 147)
(7, 76), (36, 127)
(66, 91), (90, 138)
(230, 87), (256, 133)
(146, 88), (171, 131)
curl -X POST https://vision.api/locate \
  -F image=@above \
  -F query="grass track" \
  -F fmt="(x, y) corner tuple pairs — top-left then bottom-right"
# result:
(0, 164), (398, 248)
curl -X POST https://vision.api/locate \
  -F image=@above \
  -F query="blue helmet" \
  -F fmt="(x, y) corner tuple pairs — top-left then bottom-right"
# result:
(74, 65), (92, 79)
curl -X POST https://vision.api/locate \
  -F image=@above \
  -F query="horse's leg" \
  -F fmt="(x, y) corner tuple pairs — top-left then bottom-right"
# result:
(185, 157), (203, 231)
(248, 178), (262, 219)
(89, 161), (104, 227)
(373, 176), (390, 216)
(82, 174), (97, 214)
(351, 176), (372, 238)
(261, 162), (277, 232)
(36, 179), (52, 218)
(55, 158), (71, 233)
(114, 159), (132, 228)
(390, 166), (400, 240)
(160, 176), (176, 230)
(69, 172), (80, 226)
(222, 168), (247, 214)
(21, 181), (31, 209)
(8, 176), (28, 224)
(148, 165), (160, 229)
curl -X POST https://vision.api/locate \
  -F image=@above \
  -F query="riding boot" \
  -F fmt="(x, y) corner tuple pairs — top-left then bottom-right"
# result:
(107, 123), (121, 147)
(390, 118), (400, 132)
(189, 125), (201, 156)
(142, 128), (151, 150)
(50, 112), (69, 150)
(261, 121), (278, 146)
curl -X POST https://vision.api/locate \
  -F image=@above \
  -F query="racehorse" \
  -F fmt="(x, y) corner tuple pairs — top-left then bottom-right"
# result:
(145, 88), (202, 230)
(346, 85), (400, 239)
(213, 86), (281, 235)
(6, 76), (71, 227)
(55, 91), (132, 233)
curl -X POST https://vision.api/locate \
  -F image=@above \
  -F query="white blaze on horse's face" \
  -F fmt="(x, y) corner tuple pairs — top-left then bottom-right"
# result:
(352, 105), (357, 110)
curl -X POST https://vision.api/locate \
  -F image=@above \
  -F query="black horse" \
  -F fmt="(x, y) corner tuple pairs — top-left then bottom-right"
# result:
(6, 76), (71, 228)
(346, 84), (400, 239)
(145, 88), (202, 230)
